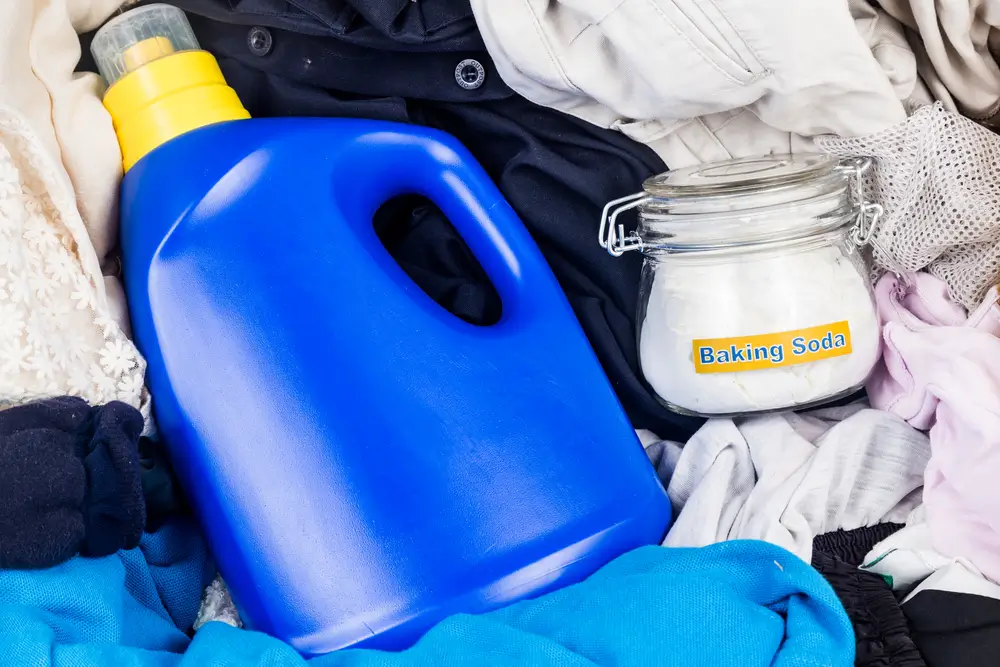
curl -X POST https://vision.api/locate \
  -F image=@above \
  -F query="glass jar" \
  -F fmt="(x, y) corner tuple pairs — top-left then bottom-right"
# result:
(599, 154), (883, 417)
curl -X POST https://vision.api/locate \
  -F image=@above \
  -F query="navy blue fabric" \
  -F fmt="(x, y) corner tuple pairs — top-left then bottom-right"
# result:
(0, 397), (146, 569)
(152, 0), (482, 48)
(138, 436), (189, 531)
(0, 541), (854, 666)
(101, 0), (705, 441)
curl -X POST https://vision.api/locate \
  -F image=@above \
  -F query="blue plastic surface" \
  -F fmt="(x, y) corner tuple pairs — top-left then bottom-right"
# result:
(120, 118), (670, 656)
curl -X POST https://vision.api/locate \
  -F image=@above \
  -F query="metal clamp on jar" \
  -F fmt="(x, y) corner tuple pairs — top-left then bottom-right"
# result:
(599, 154), (883, 417)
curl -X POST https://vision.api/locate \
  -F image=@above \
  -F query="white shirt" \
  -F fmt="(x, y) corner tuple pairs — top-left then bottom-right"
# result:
(644, 403), (930, 562)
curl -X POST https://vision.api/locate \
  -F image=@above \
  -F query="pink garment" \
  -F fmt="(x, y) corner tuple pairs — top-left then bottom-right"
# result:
(868, 271), (1000, 583)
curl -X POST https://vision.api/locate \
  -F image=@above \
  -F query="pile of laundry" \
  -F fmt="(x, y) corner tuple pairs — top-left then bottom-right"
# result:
(3, 0), (1000, 665)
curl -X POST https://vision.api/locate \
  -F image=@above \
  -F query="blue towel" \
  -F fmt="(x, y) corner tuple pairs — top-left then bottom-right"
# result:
(0, 518), (211, 664)
(0, 536), (853, 666)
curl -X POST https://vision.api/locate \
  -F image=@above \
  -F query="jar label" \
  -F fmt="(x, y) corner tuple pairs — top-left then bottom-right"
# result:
(692, 321), (853, 374)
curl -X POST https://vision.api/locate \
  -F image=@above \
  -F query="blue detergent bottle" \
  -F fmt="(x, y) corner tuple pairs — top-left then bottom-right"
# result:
(93, 4), (670, 655)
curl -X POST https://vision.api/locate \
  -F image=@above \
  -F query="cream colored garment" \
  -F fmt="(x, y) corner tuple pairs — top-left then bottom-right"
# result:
(880, 0), (1000, 124)
(0, 105), (144, 410)
(0, 0), (145, 411)
(0, 0), (131, 320)
(471, 0), (928, 168)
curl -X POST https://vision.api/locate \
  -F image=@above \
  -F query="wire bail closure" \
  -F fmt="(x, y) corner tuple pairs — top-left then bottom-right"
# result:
(598, 156), (884, 257)
(598, 193), (649, 257)
(841, 157), (883, 248)
(839, 157), (913, 285)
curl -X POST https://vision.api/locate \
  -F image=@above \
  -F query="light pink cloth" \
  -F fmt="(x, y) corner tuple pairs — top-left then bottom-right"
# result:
(868, 271), (1000, 583)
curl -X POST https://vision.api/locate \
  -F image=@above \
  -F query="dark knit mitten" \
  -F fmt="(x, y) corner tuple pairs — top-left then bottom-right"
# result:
(0, 397), (146, 569)
(77, 401), (146, 557)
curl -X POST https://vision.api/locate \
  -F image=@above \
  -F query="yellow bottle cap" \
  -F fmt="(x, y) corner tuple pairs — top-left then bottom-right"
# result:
(91, 4), (249, 171)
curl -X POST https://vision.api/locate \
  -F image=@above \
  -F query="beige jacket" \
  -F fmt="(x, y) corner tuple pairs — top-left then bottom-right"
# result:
(471, 0), (933, 167)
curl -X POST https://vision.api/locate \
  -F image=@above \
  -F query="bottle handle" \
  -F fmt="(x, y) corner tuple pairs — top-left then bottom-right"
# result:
(333, 127), (553, 321)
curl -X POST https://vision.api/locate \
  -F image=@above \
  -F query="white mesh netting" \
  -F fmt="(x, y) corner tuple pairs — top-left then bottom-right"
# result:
(817, 102), (1000, 309)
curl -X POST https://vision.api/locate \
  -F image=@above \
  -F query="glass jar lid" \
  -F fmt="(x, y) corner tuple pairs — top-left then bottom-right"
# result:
(642, 153), (853, 217)
(599, 154), (877, 256)
(643, 153), (837, 200)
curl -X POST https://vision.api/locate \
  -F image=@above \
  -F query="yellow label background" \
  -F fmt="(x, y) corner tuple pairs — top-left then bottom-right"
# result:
(692, 321), (853, 374)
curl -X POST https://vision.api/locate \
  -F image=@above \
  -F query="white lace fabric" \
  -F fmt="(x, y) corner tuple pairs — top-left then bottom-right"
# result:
(195, 575), (243, 631)
(0, 106), (145, 410)
(818, 103), (1000, 309)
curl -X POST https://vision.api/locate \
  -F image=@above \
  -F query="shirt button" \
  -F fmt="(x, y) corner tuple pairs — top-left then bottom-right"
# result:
(455, 59), (485, 90)
(247, 27), (273, 56)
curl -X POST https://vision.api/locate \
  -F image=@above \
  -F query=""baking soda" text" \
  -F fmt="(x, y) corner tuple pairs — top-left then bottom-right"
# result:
(692, 321), (853, 374)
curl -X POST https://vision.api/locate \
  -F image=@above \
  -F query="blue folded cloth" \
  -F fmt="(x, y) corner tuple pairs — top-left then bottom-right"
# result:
(0, 536), (853, 666)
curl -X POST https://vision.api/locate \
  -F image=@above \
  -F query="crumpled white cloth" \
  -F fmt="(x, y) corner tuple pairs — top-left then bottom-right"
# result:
(861, 506), (997, 594)
(1, 0), (132, 325)
(644, 403), (930, 563)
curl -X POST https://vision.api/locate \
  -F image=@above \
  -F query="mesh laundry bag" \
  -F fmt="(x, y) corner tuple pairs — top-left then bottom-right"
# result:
(817, 103), (1000, 309)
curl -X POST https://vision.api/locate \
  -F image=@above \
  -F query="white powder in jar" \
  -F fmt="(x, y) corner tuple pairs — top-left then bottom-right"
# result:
(639, 242), (881, 415)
